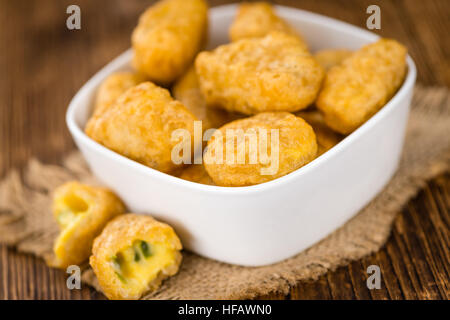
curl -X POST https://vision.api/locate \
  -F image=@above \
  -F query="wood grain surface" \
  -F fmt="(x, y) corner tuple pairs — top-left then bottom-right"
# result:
(0, 0), (448, 300)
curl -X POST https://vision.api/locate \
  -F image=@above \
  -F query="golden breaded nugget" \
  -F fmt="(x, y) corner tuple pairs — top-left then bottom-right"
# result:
(178, 164), (215, 185)
(85, 82), (198, 174)
(203, 112), (317, 186)
(173, 66), (240, 130)
(196, 32), (324, 115)
(132, 0), (208, 84)
(296, 110), (342, 155)
(49, 182), (125, 269)
(93, 72), (146, 116)
(314, 49), (353, 71)
(317, 39), (407, 134)
(90, 214), (182, 300)
(229, 2), (307, 48)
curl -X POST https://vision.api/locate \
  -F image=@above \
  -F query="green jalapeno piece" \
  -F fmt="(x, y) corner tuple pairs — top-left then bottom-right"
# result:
(140, 241), (151, 258)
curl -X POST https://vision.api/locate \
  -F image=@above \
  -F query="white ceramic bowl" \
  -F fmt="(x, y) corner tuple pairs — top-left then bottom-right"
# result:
(66, 4), (416, 266)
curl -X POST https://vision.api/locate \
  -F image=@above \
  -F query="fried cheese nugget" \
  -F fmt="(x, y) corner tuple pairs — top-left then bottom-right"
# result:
(85, 82), (198, 174)
(178, 164), (215, 185)
(49, 182), (125, 269)
(314, 49), (353, 71)
(196, 32), (324, 115)
(172, 66), (239, 130)
(93, 72), (146, 116)
(90, 214), (182, 300)
(229, 2), (307, 48)
(132, 0), (208, 84)
(203, 112), (317, 186)
(296, 110), (342, 155)
(316, 39), (407, 134)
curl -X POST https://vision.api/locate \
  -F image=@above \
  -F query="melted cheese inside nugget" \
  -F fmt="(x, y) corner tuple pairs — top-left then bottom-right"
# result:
(229, 2), (307, 48)
(316, 39), (407, 134)
(93, 72), (146, 117)
(85, 82), (198, 174)
(132, 0), (208, 85)
(90, 214), (182, 300)
(50, 182), (125, 269)
(314, 49), (353, 71)
(203, 112), (317, 187)
(296, 110), (342, 156)
(196, 32), (324, 115)
(173, 66), (240, 131)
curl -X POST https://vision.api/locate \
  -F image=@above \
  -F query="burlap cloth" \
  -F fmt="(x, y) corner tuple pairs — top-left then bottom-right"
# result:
(0, 85), (449, 299)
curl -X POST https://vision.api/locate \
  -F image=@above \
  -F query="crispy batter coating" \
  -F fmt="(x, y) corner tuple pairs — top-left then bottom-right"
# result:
(90, 214), (182, 300)
(314, 49), (353, 71)
(296, 110), (342, 155)
(203, 112), (317, 186)
(93, 72), (146, 117)
(316, 39), (407, 134)
(196, 32), (324, 115)
(172, 66), (240, 130)
(85, 82), (198, 174)
(229, 2), (307, 48)
(178, 164), (215, 185)
(131, 0), (208, 84)
(49, 182), (125, 269)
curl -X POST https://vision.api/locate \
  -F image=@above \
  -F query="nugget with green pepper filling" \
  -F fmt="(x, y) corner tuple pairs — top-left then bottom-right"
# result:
(90, 214), (182, 300)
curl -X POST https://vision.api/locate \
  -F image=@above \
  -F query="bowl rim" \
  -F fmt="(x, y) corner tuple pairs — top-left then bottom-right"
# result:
(66, 3), (417, 196)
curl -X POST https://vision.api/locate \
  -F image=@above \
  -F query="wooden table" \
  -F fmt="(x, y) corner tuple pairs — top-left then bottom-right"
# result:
(0, 0), (448, 300)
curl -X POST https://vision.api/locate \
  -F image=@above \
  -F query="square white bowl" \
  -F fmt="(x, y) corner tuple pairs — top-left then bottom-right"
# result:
(66, 4), (416, 266)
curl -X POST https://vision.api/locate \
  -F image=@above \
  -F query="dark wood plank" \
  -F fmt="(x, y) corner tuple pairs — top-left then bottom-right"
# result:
(0, 0), (448, 300)
(347, 261), (373, 300)
(326, 266), (357, 299)
(290, 277), (333, 300)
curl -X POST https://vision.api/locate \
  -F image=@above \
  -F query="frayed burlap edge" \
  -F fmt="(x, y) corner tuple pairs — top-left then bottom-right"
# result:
(0, 85), (449, 299)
